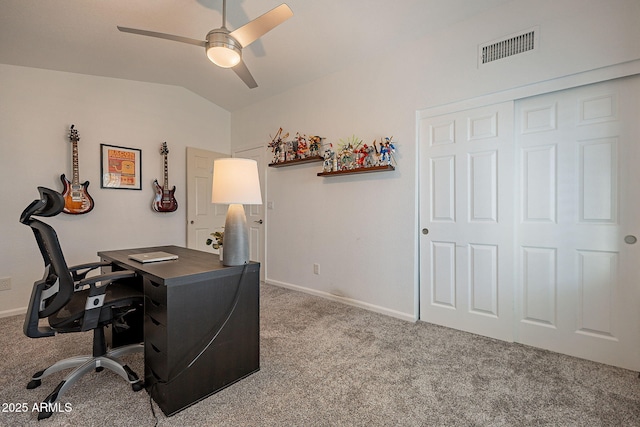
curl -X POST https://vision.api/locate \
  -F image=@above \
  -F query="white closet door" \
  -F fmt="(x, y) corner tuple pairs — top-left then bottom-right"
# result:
(515, 76), (640, 370)
(419, 102), (515, 342)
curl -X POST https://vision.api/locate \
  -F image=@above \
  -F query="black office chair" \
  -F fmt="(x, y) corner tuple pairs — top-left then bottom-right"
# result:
(20, 187), (145, 420)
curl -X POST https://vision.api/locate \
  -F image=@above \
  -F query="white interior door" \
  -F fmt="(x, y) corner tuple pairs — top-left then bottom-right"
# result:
(515, 76), (640, 370)
(233, 146), (266, 281)
(186, 147), (227, 252)
(419, 102), (515, 342)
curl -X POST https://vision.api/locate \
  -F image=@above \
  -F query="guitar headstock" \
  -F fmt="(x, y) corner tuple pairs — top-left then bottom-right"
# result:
(160, 142), (169, 155)
(68, 124), (80, 143)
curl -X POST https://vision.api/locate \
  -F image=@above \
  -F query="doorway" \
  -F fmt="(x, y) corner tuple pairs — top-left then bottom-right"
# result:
(185, 147), (227, 252)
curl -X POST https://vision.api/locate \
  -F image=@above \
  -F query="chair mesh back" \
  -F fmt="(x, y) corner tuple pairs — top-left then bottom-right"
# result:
(21, 188), (75, 318)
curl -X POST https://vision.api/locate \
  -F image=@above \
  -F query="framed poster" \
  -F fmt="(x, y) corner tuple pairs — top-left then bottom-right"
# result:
(100, 144), (142, 190)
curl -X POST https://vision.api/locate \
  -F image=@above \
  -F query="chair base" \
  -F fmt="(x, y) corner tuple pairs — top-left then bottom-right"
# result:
(27, 343), (144, 419)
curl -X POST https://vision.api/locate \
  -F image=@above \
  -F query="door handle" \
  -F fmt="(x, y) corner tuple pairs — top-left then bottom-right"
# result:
(254, 219), (263, 224)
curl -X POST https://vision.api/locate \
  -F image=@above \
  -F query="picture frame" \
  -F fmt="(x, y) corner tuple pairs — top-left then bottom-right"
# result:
(100, 144), (142, 190)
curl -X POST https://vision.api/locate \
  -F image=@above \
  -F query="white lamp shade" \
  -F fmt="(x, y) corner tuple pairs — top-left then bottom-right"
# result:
(211, 158), (263, 205)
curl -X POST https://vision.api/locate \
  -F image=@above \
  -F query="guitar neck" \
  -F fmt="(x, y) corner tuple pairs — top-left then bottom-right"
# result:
(163, 153), (169, 190)
(71, 140), (80, 185)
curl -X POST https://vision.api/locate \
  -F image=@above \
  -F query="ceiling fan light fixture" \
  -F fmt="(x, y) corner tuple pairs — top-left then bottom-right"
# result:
(117, 2), (293, 88)
(207, 46), (241, 68)
(206, 30), (242, 68)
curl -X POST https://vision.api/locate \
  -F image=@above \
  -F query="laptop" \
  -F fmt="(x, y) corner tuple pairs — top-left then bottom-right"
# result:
(128, 251), (179, 263)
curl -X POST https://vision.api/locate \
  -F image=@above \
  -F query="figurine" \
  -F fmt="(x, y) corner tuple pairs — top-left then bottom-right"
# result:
(289, 138), (298, 160)
(268, 127), (289, 163)
(295, 133), (309, 159)
(338, 144), (354, 170)
(338, 135), (362, 170)
(355, 144), (368, 168)
(309, 136), (322, 157)
(380, 136), (396, 165)
(323, 145), (336, 172)
(363, 144), (377, 167)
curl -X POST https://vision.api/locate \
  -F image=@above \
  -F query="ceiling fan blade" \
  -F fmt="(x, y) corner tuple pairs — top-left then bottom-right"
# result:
(229, 4), (293, 48)
(232, 60), (258, 89)
(117, 26), (206, 47)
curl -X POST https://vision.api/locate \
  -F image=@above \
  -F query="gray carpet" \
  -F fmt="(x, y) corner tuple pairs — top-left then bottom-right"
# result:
(1, 283), (639, 426)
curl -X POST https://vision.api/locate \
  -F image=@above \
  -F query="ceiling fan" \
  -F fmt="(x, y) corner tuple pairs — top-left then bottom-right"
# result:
(117, 1), (293, 88)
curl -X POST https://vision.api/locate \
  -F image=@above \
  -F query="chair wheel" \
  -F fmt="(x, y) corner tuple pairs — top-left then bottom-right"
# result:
(27, 379), (42, 389)
(37, 410), (52, 420)
(132, 381), (144, 392)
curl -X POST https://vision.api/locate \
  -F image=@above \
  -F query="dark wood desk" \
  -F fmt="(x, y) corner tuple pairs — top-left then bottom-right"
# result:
(98, 245), (260, 416)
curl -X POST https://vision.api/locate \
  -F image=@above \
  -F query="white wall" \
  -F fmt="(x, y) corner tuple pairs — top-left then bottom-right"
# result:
(0, 64), (230, 316)
(1, 0), (638, 320)
(231, 0), (640, 320)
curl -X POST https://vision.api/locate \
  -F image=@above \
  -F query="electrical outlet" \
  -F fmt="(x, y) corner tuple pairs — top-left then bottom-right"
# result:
(313, 263), (320, 275)
(0, 277), (11, 291)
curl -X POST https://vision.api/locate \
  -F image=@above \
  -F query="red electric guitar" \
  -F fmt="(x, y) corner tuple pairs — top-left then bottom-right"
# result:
(60, 125), (94, 215)
(152, 142), (178, 212)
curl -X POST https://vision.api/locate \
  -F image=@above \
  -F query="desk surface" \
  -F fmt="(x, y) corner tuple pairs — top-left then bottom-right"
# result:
(98, 245), (259, 286)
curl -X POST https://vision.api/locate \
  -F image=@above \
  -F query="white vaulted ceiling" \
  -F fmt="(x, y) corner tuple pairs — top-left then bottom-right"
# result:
(0, 0), (513, 111)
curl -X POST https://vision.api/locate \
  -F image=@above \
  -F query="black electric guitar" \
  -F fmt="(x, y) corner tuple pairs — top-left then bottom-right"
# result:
(60, 125), (94, 214)
(152, 142), (178, 212)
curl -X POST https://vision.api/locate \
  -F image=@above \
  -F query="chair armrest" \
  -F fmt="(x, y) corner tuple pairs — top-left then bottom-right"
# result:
(78, 270), (138, 332)
(69, 261), (112, 281)
(77, 270), (137, 294)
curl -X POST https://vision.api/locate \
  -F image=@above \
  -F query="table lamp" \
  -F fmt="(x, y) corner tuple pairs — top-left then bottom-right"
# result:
(211, 158), (263, 266)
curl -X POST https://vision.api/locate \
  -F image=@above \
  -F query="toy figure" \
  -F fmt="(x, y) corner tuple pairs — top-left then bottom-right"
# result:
(380, 136), (396, 165)
(372, 139), (381, 166)
(338, 144), (355, 170)
(268, 127), (289, 163)
(289, 138), (298, 160)
(338, 135), (362, 170)
(309, 136), (322, 157)
(355, 144), (368, 168)
(364, 144), (377, 167)
(323, 145), (336, 172)
(295, 133), (308, 159)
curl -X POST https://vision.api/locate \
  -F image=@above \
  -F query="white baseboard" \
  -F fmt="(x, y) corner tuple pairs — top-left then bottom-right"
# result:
(265, 279), (417, 323)
(0, 307), (27, 319)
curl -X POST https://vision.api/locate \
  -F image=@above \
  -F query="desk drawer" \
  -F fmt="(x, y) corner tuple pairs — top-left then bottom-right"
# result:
(143, 278), (167, 304)
(144, 314), (168, 380)
(145, 312), (166, 337)
(145, 338), (168, 381)
(145, 314), (166, 353)
(145, 295), (167, 326)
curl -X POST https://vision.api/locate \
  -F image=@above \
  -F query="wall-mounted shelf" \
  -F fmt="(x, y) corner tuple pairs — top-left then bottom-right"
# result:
(317, 165), (395, 177)
(268, 156), (324, 168)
